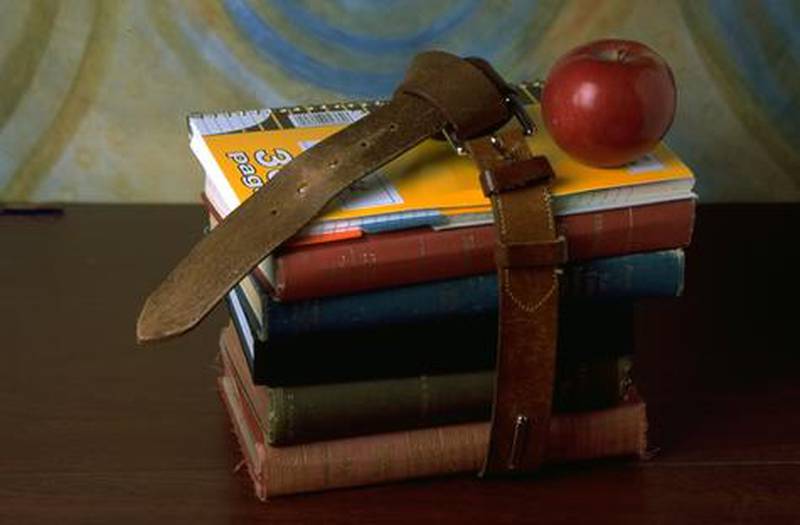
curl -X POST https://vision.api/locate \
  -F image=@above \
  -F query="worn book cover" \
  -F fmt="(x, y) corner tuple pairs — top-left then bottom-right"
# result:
(220, 323), (634, 445)
(206, 198), (695, 301)
(217, 336), (648, 499)
(226, 285), (635, 386)
(230, 249), (684, 343)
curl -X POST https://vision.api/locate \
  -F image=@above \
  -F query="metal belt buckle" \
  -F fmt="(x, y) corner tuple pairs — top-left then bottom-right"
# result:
(442, 87), (536, 156)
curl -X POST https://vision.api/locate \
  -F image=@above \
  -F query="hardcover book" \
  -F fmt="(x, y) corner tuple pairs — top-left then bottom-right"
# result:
(217, 337), (648, 499)
(231, 249), (684, 343)
(226, 286), (635, 386)
(207, 198), (695, 301)
(220, 323), (634, 445)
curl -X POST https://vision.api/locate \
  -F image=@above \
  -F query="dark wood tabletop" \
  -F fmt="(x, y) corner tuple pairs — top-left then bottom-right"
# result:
(1, 203), (798, 523)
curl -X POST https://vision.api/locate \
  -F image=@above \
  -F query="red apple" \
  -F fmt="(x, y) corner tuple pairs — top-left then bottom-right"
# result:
(541, 39), (677, 167)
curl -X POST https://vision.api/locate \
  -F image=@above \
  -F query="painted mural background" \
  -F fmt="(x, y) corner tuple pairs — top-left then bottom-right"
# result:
(0, 0), (797, 203)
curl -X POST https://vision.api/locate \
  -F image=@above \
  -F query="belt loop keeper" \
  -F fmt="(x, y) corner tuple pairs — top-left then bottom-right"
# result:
(495, 237), (568, 268)
(480, 157), (555, 198)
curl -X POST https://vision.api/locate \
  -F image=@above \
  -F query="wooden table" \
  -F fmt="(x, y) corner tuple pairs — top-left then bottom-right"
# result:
(1, 204), (798, 523)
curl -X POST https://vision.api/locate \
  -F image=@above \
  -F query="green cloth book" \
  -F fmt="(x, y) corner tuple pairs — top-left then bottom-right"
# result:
(221, 324), (633, 446)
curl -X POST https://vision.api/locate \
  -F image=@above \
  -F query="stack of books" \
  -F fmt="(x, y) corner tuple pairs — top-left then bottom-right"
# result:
(190, 83), (696, 499)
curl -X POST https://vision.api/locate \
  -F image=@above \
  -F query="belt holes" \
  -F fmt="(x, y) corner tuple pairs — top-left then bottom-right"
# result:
(328, 159), (339, 169)
(388, 123), (398, 132)
(359, 140), (369, 148)
(270, 209), (278, 216)
(297, 182), (308, 196)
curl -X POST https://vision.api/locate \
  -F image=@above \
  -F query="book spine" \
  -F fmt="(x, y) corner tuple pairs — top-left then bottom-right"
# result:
(273, 199), (695, 301)
(267, 355), (631, 446)
(223, 316), (632, 445)
(266, 249), (683, 338)
(218, 358), (647, 499)
(562, 249), (685, 299)
(230, 290), (634, 386)
(263, 412), (647, 498)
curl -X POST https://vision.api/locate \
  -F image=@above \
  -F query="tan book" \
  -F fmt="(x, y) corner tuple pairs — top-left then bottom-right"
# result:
(217, 332), (648, 500)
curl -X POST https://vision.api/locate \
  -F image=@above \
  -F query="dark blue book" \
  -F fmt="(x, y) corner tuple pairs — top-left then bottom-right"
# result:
(243, 249), (683, 340)
(226, 286), (636, 386)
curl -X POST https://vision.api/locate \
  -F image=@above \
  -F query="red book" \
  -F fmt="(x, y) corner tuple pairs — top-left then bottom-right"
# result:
(271, 199), (694, 301)
(204, 195), (694, 301)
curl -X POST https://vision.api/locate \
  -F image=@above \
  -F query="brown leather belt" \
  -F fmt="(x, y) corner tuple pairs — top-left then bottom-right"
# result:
(138, 51), (563, 476)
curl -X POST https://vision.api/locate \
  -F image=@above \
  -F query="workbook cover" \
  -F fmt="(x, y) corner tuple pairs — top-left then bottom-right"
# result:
(191, 83), (696, 244)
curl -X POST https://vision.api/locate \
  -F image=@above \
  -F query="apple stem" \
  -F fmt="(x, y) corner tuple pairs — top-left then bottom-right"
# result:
(597, 48), (630, 63)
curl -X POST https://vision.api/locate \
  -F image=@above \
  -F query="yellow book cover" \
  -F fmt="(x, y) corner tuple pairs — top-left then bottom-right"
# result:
(190, 84), (695, 239)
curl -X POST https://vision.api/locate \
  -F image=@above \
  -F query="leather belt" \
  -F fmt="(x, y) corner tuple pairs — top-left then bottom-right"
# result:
(137, 51), (563, 476)
(467, 130), (563, 475)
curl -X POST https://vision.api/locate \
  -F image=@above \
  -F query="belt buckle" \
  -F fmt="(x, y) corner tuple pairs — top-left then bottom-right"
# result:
(442, 88), (535, 156)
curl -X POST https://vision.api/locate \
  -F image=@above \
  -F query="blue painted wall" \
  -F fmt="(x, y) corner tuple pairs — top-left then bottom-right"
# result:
(0, 0), (797, 202)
